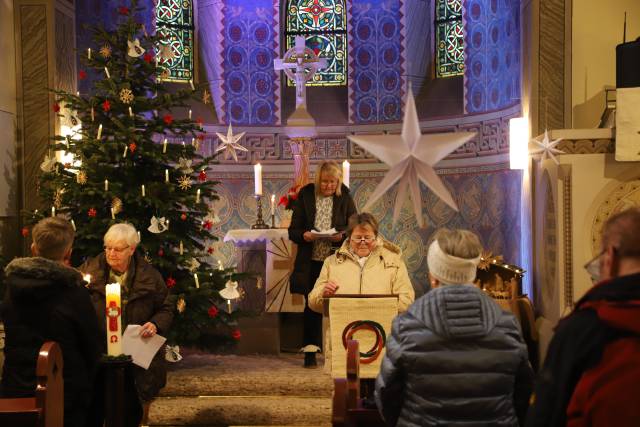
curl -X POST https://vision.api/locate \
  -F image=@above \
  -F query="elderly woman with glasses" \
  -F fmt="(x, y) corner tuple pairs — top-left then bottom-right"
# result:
(307, 212), (415, 314)
(80, 222), (173, 425)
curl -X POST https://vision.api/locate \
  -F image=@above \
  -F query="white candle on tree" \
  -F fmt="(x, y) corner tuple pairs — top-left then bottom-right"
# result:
(163, 138), (168, 153)
(141, 185), (145, 197)
(194, 273), (200, 288)
(270, 194), (275, 216)
(104, 179), (109, 192)
(165, 169), (169, 183)
(104, 67), (110, 79)
(196, 189), (201, 203)
(87, 48), (92, 60)
(105, 283), (123, 356)
(342, 160), (350, 188)
(51, 206), (56, 217)
(179, 241), (184, 255)
(254, 163), (263, 195)
(97, 124), (103, 140)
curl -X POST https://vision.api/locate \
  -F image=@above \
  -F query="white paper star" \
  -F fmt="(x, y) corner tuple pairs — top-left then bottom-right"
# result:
(529, 129), (564, 165)
(347, 88), (476, 227)
(215, 124), (247, 162)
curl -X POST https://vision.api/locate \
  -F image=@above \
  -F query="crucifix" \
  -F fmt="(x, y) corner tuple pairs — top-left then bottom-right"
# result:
(274, 35), (328, 109)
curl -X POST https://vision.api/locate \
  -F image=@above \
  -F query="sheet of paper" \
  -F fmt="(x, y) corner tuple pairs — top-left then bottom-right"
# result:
(122, 324), (166, 370)
(310, 227), (338, 237)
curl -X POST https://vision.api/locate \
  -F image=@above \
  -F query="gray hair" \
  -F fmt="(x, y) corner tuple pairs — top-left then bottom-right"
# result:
(432, 228), (482, 259)
(104, 223), (140, 247)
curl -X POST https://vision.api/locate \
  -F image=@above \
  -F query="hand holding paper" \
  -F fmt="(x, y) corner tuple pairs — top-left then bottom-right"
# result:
(123, 324), (166, 370)
(310, 227), (338, 238)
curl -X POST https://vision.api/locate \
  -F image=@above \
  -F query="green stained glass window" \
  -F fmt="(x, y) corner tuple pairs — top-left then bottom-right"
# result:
(156, 0), (194, 82)
(285, 0), (347, 86)
(435, 0), (464, 78)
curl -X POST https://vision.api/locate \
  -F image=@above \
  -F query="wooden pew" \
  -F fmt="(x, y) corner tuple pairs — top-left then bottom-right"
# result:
(332, 340), (387, 427)
(0, 341), (63, 427)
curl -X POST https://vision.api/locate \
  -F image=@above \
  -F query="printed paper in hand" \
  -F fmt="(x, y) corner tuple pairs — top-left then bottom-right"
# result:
(310, 228), (338, 237)
(122, 324), (167, 370)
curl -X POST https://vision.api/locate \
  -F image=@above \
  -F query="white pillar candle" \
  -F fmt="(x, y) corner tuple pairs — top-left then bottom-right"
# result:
(70, 219), (76, 231)
(104, 67), (110, 79)
(104, 179), (109, 191)
(87, 48), (92, 60)
(342, 160), (350, 188)
(270, 194), (275, 216)
(105, 283), (123, 356)
(196, 189), (201, 203)
(254, 163), (263, 195)
(194, 273), (199, 288)
(97, 124), (103, 140)
(141, 184), (145, 197)
(163, 138), (168, 153)
(179, 241), (184, 255)
(51, 206), (56, 217)
(123, 145), (128, 158)
(165, 169), (169, 183)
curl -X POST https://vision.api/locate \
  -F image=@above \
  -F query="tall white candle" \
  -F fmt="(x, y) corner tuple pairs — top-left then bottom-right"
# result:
(163, 138), (168, 153)
(104, 67), (110, 79)
(105, 283), (123, 356)
(254, 163), (263, 195)
(165, 169), (169, 183)
(270, 194), (275, 216)
(104, 179), (109, 191)
(196, 189), (201, 203)
(97, 124), (103, 140)
(342, 160), (350, 188)
(141, 185), (145, 197)
(194, 273), (200, 289)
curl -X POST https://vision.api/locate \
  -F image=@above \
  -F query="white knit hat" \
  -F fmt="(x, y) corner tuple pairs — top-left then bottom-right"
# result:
(427, 239), (481, 285)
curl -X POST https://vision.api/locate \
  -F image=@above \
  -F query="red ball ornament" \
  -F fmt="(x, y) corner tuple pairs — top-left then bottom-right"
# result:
(232, 329), (242, 340)
(53, 103), (61, 113)
(129, 142), (137, 153)
(203, 220), (213, 230)
(180, 213), (187, 221)
(143, 52), (153, 63)
(158, 248), (164, 257)
(21, 227), (29, 237)
(88, 208), (97, 217)
(102, 100), (111, 112)
(207, 305), (219, 318)
(163, 114), (173, 125)
(79, 70), (87, 80)
(166, 277), (176, 288)
(198, 170), (207, 182)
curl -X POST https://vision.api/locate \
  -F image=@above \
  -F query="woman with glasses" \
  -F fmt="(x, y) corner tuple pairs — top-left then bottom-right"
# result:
(307, 212), (415, 315)
(289, 160), (357, 367)
(80, 222), (173, 425)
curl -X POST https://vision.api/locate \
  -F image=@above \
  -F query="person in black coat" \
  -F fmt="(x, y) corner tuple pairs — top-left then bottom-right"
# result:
(1, 217), (102, 427)
(288, 160), (357, 367)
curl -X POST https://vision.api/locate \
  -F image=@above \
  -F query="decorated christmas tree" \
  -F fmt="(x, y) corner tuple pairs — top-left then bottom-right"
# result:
(31, 0), (242, 350)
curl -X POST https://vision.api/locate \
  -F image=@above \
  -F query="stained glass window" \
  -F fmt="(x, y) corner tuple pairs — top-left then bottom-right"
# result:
(156, 0), (194, 82)
(435, 0), (464, 78)
(285, 0), (347, 86)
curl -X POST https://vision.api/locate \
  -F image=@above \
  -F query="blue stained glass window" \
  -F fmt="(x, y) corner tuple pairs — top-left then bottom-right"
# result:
(435, 0), (464, 78)
(156, 0), (194, 82)
(285, 0), (347, 86)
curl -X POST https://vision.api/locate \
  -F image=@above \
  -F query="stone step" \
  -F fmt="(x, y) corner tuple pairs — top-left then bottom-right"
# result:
(148, 395), (332, 426)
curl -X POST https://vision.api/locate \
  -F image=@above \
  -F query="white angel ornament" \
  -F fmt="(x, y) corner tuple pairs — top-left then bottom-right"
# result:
(219, 280), (240, 300)
(148, 216), (168, 234)
(127, 39), (145, 58)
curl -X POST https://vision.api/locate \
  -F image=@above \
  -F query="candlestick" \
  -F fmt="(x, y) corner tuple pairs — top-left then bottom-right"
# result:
(141, 185), (145, 197)
(71, 219), (76, 231)
(254, 163), (263, 196)
(196, 189), (201, 204)
(251, 195), (269, 229)
(163, 138), (168, 153)
(165, 169), (169, 183)
(104, 179), (109, 191)
(194, 273), (200, 289)
(97, 124), (103, 140)
(104, 67), (110, 79)
(179, 241), (184, 255)
(88, 48), (92, 60)
(105, 283), (123, 356)
(51, 206), (56, 217)
(342, 160), (350, 188)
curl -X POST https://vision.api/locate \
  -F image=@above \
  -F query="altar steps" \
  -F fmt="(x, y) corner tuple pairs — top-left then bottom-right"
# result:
(148, 353), (333, 426)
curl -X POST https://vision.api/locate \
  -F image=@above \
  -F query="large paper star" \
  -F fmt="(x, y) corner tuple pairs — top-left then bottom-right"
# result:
(347, 88), (476, 227)
(215, 124), (247, 162)
(529, 129), (564, 165)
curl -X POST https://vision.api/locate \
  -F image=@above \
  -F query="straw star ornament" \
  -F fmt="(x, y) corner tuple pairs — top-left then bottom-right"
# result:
(347, 87), (476, 227)
(529, 130), (564, 165)
(215, 124), (247, 162)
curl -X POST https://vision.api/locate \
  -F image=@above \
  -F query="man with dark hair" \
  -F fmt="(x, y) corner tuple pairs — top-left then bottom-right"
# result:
(527, 207), (640, 426)
(1, 217), (102, 427)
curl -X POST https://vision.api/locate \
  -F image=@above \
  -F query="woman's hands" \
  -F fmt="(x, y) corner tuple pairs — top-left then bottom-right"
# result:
(322, 280), (340, 297)
(140, 321), (157, 338)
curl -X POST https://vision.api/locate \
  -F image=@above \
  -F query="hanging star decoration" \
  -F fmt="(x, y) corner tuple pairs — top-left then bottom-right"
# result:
(202, 89), (211, 105)
(347, 87), (476, 227)
(529, 129), (564, 165)
(119, 88), (134, 104)
(100, 44), (112, 58)
(127, 39), (145, 58)
(188, 258), (201, 272)
(178, 175), (192, 190)
(76, 170), (87, 185)
(215, 124), (247, 162)
(176, 298), (186, 314)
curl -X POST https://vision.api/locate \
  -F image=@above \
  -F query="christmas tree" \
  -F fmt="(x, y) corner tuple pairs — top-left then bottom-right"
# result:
(32, 0), (242, 350)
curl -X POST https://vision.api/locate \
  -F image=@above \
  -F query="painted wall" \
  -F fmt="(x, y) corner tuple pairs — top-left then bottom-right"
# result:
(572, 0), (640, 128)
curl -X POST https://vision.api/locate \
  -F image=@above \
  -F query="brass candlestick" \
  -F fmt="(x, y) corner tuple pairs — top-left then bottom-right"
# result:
(251, 195), (269, 229)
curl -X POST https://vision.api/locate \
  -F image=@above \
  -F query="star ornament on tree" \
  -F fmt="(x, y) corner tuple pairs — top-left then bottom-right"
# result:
(529, 129), (564, 165)
(347, 87), (476, 228)
(215, 124), (247, 162)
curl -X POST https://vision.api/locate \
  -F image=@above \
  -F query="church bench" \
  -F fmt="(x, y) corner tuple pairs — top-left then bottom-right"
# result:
(332, 339), (386, 427)
(0, 341), (63, 427)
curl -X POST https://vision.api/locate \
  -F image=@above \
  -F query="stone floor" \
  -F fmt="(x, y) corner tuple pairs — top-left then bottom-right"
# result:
(148, 351), (333, 426)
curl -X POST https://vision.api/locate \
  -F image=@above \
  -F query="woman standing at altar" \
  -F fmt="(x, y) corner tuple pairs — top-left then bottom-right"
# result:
(289, 160), (357, 367)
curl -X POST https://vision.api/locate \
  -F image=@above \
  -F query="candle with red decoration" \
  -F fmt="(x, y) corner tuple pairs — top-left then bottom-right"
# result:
(105, 283), (123, 355)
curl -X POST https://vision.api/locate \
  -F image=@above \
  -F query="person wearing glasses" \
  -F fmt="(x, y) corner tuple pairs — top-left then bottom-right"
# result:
(80, 222), (173, 425)
(526, 207), (640, 427)
(308, 212), (415, 315)
(289, 160), (357, 367)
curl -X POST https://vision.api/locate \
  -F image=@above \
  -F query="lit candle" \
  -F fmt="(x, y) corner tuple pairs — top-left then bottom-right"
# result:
(181, 140), (185, 147)
(137, 231), (141, 241)
(104, 179), (109, 191)
(141, 185), (145, 197)
(196, 189), (201, 203)
(70, 219), (76, 231)
(111, 207), (115, 219)
(254, 163), (263, 196)
(166, 219), (169, 230)
(194, 273), (199, 288)
(123, 145), (128, 158)
(87, 48), (92, 60)
(163, 138), (168, 153)
(342, 160), (350, 188)
(270, 194), (275, 216)
(165, 169), (169, 183)
(105, 283), (123, 356)
(76, 91), (80, 97)
(97, 124), (103, 139)
(91, 107), (95, 122)
(218, 260), (224, 271)
(227, 299), (232, 313)
(189, 109), (192, 120)
(51, 206), (56, 217)
(83, 274), (91, 284)
(128, 106), (133, 117)
(104, 67), (110, 79)
(189, 79), (195, 91)
(179, 241), (184, 255)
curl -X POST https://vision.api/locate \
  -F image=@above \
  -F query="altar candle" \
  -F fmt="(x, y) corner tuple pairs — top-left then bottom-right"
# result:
(104, 67), (110, 79)
(123, 145), (128, 158)
(194, 273), (199, 289)
(105, 283), (123, 356)
(179, 241), (184, 255)
(163, 138), (168, 153)
(254, 163), (263, 195)
(111, 207), (115, 220)
(342, 160), (350, 188)
(188, 109), (192, 120)
(97, 124), (103, 140)
(141, 184), (145, 197)
(196, 189), (201, 203)
(104, 179), (109, 191)
(165, 169), (169, 183)
(51, 206), (56, 217)
(87, 48), (92, 60)
(270, 194), (275, 216)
